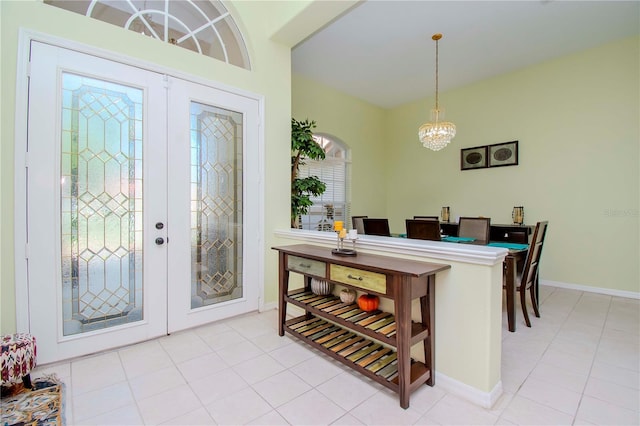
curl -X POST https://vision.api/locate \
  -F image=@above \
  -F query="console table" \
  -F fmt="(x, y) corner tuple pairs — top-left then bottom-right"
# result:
(273, 244), (450, 409)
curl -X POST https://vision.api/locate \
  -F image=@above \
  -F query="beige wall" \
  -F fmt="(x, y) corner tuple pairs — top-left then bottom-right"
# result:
(0, 0), (309, 334)
(293, 36), (640, 294)
(292, 74), (389, 219)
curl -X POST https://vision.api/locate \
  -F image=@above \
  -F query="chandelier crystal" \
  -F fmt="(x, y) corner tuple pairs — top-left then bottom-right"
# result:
(419, 34), (456, 151)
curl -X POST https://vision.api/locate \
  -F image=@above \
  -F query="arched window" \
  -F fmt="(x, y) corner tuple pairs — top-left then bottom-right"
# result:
(297, 134), (351, 231)
(44, 0), (250, 69)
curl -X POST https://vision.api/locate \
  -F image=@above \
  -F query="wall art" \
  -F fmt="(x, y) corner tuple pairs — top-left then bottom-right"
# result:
(488, 140), (518, 168)
(461, 145), (488, 170)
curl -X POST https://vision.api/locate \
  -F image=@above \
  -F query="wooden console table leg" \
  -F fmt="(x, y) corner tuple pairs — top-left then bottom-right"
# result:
(394, 277), (411, 409)
(421, 275), (436, 386)
(278, 252), (289, 337)
(304, 276), (313, 321)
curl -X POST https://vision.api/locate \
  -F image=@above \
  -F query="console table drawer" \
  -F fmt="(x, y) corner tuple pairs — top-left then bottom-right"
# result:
(330, 264), (386, 294)
(287, 255), (326, 277)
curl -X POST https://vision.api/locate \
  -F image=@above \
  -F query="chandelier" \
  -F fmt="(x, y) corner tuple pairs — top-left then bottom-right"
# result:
(418, 34), (456, 151)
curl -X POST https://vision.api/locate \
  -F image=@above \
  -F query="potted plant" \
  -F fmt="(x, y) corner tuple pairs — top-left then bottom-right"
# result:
(291, 118), (326, 228)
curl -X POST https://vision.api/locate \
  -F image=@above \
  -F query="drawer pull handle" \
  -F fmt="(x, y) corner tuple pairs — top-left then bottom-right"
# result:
(347, 274), (363, 281)
(298, 263), (311, 269)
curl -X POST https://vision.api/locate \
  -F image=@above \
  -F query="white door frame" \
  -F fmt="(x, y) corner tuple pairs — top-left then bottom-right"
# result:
(13, 29), (265, 338)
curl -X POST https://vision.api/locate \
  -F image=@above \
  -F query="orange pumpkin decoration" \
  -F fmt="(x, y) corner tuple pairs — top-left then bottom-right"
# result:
(358, 294), (379, 312)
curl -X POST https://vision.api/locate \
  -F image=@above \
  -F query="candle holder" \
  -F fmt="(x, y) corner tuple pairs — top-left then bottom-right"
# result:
(331, 230), (357, 256)
(512, 206), (524, 225)
(441, 206), (450, 222)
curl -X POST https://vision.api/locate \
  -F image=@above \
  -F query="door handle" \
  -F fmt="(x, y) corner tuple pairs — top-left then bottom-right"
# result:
(155, 222), (164, 230)
(155, 237), (165, 245)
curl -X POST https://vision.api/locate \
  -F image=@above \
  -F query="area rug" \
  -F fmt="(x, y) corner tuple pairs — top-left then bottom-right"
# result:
(0, 375), (63, 426)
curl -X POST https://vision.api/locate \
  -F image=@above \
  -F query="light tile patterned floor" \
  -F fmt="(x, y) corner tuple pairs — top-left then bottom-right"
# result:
(32, 286), (639, 425)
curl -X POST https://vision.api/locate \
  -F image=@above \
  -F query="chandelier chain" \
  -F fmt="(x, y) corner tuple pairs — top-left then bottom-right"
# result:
(434, 36), (439, 111)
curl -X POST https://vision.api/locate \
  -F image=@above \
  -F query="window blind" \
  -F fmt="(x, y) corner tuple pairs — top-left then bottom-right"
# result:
(298, 157), (347, 231)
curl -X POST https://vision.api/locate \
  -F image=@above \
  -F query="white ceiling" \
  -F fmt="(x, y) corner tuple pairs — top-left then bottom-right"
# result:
(292, 1), (640, 109)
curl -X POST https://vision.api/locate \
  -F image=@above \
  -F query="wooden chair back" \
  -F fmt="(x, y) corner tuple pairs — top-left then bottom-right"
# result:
(458, 217), (491, 243)
(362, 218), (391, 236)
(508, 220), (549, 328)
(413, 216), (439, 220)
(521, 221), (549, 293)
(351, 216), (368, 234)
(406, 219), (441, 241)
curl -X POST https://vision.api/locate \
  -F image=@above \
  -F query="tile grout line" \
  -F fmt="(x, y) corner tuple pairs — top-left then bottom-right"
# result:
(496, 287), (582, 425)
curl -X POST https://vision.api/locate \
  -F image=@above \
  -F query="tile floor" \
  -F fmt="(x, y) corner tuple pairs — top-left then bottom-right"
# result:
(31, 285), (639, 425)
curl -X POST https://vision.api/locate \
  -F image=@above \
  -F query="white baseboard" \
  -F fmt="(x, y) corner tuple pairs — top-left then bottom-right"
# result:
(435, 372), (503, 408)
(541, 280), (639, 300)
(260, 301), (277, 312)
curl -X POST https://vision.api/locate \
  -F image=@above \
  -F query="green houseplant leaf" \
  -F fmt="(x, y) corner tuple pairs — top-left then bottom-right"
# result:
(291, 118), (326, 228)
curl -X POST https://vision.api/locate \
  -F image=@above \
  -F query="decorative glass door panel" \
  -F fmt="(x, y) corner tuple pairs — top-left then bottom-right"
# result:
(191, 102), (243, 308)
(60, 72), (144, 335)
(166, 78), (259, 332)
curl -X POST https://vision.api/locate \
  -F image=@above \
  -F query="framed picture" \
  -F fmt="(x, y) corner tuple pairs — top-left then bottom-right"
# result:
(461, 146), (488, 170)
(488, 140), (518, 167)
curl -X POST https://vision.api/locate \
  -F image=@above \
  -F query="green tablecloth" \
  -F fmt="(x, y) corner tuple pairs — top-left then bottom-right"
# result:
(442, 236), (476, 243)
(487, 242), (529, 250)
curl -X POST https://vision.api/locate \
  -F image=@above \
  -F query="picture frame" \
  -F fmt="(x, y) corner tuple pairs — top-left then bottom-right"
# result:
(461, 145), (488, 170)
(488, 140), (518, 168)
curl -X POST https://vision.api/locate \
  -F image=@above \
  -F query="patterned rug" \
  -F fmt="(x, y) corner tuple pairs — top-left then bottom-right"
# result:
(0, 375), (63, 426)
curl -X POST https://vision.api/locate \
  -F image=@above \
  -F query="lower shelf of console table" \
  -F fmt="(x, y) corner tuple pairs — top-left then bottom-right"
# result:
(285, 314), (430, 395)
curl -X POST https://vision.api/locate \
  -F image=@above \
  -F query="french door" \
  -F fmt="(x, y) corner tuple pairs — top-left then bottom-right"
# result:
(26, 41), (260, 363)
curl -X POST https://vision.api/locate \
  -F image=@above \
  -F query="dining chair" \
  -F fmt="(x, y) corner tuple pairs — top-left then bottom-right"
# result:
(362, 218), (391, 236)
(406, 219), (441, 241)
(458, 217), (491, 243)
(505, 221), (549, 328)
(351, 215), (368, 234)
(413, 216), (439, 220)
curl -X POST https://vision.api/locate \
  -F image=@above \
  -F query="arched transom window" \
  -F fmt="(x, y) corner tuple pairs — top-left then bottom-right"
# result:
(44, 0), (250, 69)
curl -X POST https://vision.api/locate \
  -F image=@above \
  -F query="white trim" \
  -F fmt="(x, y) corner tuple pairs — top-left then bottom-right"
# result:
(274, 228), (508, 266)
(13, 27), (265, 336)
(541, 279), (639, 300)
(14, 29), (32, 333)
(256, 107), (266, 319)
(259, 301), (277, 313)
(436, 372), (503, 409)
